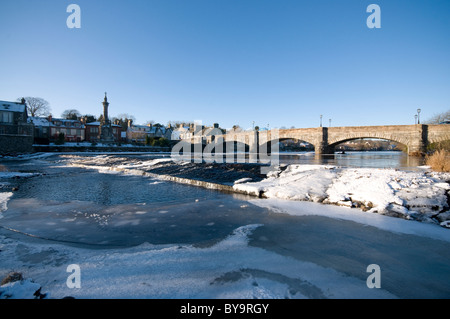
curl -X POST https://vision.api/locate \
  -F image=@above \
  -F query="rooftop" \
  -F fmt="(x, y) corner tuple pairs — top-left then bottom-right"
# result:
(0, 101), (26, 113)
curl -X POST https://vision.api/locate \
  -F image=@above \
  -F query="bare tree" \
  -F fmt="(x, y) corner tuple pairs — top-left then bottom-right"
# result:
(61, 109), (81, 120)
(112, 114), (136, 131)
(425, 110), (450, 124)
(115, 113), (136, 123)
(18, 97), (51, 117)
(231, 125), (242, 132)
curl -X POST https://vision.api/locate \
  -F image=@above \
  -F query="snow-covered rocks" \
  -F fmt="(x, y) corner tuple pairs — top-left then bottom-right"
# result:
(234, 165), (337, 202)
(0, 192), (13, 219)
(0, 272), (47, 299)
(234, 165), (450, 227)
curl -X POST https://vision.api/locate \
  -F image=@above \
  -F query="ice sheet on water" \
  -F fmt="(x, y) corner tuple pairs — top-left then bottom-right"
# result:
(0, 196), (269, 248)
(249, 198), (450, 243)
(0, 224), (397, 299)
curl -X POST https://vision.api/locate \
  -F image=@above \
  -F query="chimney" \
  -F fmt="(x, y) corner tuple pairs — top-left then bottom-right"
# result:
(128, 119), (133, 128)
(213, 123), (219, 129)
(48, 115), (53, 123)
(20, 97), (26, 105)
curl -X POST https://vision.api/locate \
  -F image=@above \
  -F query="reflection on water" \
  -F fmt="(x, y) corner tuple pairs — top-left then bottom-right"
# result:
(279, 151), (424, 169)
(176, 151), (424, 170)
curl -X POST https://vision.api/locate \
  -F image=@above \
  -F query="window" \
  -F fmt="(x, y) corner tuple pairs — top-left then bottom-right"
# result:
(0, 111), (13, 123)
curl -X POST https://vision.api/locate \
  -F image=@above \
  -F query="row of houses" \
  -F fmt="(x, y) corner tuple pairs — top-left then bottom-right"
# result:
(30, 116), (179, 145)
(30, 116), (122, 144)
(1, 100), (220, 141)
(0, 97), (226, 154)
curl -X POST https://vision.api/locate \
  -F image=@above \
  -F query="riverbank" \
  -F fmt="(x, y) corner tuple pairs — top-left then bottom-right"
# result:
(63, 155), (450, 228)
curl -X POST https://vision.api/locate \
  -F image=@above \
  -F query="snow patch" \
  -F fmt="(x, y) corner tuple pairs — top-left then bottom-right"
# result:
(0, 279), (44, 299)
(234, 165), (337, 202)
(0, 192), (13, 219)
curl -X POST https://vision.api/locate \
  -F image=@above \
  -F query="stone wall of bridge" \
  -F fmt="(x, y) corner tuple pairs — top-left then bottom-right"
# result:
(201, 124), (450, 156)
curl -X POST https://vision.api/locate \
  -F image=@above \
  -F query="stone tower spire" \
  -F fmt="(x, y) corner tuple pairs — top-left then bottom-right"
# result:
(100, 92), (114, 143)
(102, 92), (110, 125)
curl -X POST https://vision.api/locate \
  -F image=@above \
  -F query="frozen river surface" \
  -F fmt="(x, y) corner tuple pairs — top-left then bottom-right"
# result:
(0, 154), (449, 299)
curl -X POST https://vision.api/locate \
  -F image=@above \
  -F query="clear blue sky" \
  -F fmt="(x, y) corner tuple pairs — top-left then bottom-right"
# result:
(1, 0), (449, 129)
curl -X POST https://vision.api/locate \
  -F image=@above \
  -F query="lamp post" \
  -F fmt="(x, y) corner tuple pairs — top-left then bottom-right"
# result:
(415, 114), (418, 125)
(417, 108), (421, 124)
(320, 115), (323, 127)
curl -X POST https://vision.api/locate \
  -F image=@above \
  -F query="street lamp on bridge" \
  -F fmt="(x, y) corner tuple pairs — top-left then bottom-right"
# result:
(415, 114), (418, 125)
(320, 115), (323, 127)
(417, 108), (421, 124)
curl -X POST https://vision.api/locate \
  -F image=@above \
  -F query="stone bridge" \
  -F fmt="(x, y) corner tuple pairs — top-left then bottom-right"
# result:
(202, 124), (450, 156)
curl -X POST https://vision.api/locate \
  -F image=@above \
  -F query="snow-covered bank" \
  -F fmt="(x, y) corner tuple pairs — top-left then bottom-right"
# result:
(234, 165), (450, 228)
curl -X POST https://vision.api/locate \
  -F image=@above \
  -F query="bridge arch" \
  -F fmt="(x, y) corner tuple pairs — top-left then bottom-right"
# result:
(327, 137), (408, 152)
(326, 126), (423, 155)
(259, 137), (315, 153)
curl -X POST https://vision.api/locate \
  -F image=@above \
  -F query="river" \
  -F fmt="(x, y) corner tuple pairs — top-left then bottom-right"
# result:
(0, 152), (448, 299)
